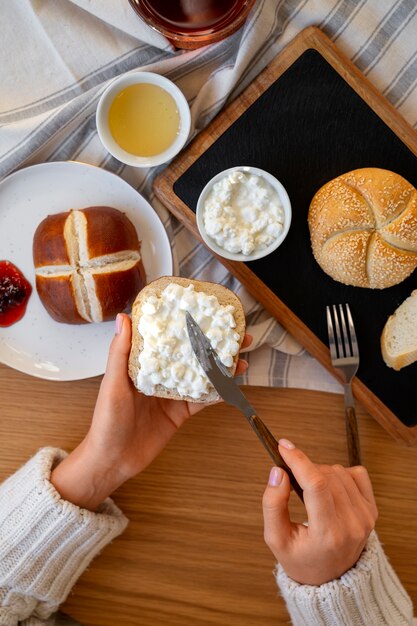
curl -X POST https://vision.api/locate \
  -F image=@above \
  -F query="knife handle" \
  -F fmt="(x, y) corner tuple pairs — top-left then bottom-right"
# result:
(248, 414), (304, 502)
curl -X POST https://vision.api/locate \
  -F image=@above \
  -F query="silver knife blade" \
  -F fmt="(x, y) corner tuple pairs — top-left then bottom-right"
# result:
(185, 311), (255, 418)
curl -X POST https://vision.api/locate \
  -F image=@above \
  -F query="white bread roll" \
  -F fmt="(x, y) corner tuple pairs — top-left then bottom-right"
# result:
(33, 207), (145, 324)
(128, 276), (246, 402)
(308, 168), (417, 288)
(381, 289), (417, 370)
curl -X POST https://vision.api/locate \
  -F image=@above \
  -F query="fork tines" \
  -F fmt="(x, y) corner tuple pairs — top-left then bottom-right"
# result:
(326, 303), (359, 362)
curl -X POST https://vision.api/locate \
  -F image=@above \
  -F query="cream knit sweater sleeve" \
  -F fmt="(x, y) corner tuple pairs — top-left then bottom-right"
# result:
(1, 450), (416, 626)
(276, 530), (416, 626)
(0, 447), (128, 626)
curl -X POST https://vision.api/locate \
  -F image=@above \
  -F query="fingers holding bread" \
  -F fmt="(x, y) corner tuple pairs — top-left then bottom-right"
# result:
(32, 203), (248, 397)
(128, 276), (246, 402)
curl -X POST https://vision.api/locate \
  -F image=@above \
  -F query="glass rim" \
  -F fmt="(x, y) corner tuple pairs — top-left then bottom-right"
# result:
(127, 0), (256, 44)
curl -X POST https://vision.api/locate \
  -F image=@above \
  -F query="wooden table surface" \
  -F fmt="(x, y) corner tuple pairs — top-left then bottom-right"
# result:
(1, 362), (416, 625)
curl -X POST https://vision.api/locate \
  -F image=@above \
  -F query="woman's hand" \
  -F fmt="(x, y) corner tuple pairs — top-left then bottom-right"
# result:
(51, 313), (251, 510)
(262, 440), (378, 586)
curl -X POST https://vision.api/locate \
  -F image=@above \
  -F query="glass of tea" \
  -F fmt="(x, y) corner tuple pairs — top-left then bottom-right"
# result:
(128, 0), (257, 49)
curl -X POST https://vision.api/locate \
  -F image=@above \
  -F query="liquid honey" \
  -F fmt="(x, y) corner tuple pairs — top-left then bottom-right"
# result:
(108, 83), (180, 157)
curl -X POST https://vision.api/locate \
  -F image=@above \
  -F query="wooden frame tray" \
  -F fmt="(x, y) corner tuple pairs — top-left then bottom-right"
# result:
(154, 26), (417, 445)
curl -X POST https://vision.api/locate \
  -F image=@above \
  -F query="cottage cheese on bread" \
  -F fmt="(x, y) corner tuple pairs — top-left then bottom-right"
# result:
(128, 277), (246, 401)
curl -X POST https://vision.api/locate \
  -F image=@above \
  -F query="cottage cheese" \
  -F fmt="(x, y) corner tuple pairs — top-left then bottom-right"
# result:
(203, 170), (285, 255)
(136, 283), (241, 399)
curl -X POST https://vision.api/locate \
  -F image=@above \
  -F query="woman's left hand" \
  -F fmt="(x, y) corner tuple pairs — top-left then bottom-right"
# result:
(51, 313), (251, 510)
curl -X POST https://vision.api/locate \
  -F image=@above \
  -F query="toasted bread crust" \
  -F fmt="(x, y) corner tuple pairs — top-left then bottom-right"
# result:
(83, 206), (141, 259)
(33, 212), (71, 267)
(93, 262), (145, 322)
(128, 276), (246, 402)
(35, 273), (87, 324)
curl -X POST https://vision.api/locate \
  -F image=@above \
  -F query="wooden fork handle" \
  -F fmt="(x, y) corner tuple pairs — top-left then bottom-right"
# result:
(345, 405), (361, 466)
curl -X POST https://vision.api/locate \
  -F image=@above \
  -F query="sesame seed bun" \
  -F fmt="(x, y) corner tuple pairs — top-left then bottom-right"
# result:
(308, 168), (417, 289)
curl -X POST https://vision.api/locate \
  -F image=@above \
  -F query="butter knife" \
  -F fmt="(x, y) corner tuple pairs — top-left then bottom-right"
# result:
(185, 312), (303, 501)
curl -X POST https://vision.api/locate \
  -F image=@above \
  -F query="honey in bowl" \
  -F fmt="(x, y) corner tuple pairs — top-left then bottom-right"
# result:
(108, 83), (180, 157)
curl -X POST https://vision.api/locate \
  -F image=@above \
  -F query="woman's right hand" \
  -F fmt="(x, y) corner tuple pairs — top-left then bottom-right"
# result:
(262, 440), (378, 586)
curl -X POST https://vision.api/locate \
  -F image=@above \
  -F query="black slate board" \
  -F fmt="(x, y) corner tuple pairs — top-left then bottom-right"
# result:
(173, 49), (417, 428)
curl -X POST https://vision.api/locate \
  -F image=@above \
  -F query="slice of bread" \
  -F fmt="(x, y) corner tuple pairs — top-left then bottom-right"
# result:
(128, 276), (246, 402)
(381, 289), (417, 370)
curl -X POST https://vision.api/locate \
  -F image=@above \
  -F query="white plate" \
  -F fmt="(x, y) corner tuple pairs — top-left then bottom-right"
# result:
(0, 161), (173, 381)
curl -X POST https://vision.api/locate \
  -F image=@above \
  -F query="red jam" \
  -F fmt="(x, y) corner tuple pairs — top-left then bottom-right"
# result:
(0, 260), (32, 327)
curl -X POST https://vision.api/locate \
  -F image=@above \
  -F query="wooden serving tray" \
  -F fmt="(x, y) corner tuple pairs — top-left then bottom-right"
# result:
(154, 26), (417, 445)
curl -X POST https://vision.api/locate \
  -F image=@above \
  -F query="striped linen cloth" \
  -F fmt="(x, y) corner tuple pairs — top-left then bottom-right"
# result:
(2, 0), (417, 394)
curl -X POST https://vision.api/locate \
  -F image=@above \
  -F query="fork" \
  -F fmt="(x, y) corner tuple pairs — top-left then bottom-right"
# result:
(326, 304), (362, 467)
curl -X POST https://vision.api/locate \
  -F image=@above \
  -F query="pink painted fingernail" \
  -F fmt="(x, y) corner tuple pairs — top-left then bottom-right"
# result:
(115, 314), (123, 335)
(279, 438), (295, 450)
(268, 467), (283, 486)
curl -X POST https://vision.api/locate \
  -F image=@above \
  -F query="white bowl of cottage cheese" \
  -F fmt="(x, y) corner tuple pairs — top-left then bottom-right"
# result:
(196, 166), (292, 262)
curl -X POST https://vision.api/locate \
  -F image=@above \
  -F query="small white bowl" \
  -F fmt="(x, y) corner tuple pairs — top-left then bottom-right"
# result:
(196, 166), (292, 262)
(96, 71), (191, 168)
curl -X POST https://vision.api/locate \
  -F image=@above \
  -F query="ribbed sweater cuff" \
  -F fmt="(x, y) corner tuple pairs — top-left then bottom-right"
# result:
(276, 531), (414, 626)
(0, 447), (128, 626)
